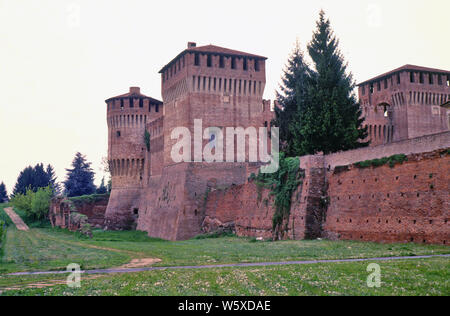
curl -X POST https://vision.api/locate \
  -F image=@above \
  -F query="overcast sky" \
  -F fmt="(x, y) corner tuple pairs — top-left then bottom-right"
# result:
(0, 0), (449, 194)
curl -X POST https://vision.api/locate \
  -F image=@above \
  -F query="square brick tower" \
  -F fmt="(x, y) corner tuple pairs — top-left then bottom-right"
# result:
(358, 65), (450, 146)
(136, 43), (274, 240)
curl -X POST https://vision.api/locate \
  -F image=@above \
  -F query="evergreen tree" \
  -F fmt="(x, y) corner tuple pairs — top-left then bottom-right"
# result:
(0, 182), (8, 203)
(46, 164), (60, 195)
(274, 41), (312, 156)
(64, 152), (96, 197)
(299, 10), (368, 154)
(96, 177), (108, 195)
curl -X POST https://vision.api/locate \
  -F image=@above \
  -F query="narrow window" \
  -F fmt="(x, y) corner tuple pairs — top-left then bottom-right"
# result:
(243, 58), (248, 71)
(370, 83), (374, 94)
(156, 105), (159, 113)
(219, 56), (225, 68)
(194, 53), (200, 66)
(207, 55), (212, 67)
(419, 72), (424, 84)
(384, 79), (388, 89)
(139, 98), (143, 108)
(429, 73), (434, 85)
(117, 131), (121, 137)
(254, 59), (260, 72)
(231, 57), (236, 69)
(410, 72), (415, 83)
(397, 74), (401, 84)
(377, 81), (381, 91)
(362, 86), (366, 95)
(437, 75), (442, 85)
(129, 98), (134, 108)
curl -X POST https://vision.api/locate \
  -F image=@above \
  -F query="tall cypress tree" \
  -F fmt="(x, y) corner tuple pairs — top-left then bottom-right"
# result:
(274, 41), (312, 156)
(64, 152), (96, 197)
(299, 10), (368, 155)
(0, 182), (8, 203)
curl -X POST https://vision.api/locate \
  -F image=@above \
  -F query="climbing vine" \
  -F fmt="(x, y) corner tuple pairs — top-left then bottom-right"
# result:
(144, 130), (151, 152)
(256, 153), (304, 240)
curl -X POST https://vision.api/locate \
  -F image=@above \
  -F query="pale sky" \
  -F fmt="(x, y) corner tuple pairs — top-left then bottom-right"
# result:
(0, 0), (449, 194)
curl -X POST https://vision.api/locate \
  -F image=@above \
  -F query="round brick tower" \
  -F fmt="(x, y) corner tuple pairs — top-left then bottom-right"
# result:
(104, 87), (163, 229)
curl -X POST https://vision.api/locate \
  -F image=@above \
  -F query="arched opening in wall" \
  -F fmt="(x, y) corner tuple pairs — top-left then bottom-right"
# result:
(133, 208), (139, 216)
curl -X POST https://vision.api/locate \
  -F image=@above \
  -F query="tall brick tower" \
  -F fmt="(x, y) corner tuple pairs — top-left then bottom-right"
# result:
(104, 87), (163, 229)
(358, 65), (450, 146)
(136, 43), (273, 240)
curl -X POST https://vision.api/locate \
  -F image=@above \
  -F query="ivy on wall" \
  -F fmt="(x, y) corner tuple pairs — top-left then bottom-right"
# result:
(256, 154), (304, 240)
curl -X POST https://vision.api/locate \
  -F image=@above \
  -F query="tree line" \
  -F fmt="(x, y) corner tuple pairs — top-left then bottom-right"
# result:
(0, 152), (110, 205)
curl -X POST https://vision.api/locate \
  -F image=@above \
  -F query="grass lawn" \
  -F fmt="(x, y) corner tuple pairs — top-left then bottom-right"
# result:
(1, 257), (449, 296)
(0, 205), (449, 296)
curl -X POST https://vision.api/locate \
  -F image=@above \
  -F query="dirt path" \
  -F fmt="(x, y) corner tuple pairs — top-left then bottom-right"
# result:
(4, 207), (29, 231)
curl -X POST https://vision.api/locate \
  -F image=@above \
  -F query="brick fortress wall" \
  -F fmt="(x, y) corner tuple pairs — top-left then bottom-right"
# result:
(204, 132), (450, 244)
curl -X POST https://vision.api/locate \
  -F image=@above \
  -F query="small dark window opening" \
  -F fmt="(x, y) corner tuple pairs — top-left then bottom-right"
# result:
(139, 98), (143, 108)
(207, 55), (212, 67)
(384, 79), (388, 89)
(155, 105), (159, 112)
(129, 98), (134, 108)
(117, 131), (121, 137)
(219, 56), (225, 68)
(243, 58), (248, 71)
(362, 86), (366, 95)
(377, 81), (381, 91)
(231, 57), (236, 69)
(133, 208), (139, 215)
(437, 75), (442, 85)
(410, 72), (415, 83)
(120, 99), (124, 109)
(419, 72), (424, 84)
(369, 83), (374, 94)
(194, 53), (200, 66)
(194, 209), (198, 216)
(255, 59), (260, 72)
(429, 73), (434, 85)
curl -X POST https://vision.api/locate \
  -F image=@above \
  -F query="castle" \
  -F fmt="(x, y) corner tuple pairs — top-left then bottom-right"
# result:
(103, 43), (450, 243)
(104, 43), (275, 239)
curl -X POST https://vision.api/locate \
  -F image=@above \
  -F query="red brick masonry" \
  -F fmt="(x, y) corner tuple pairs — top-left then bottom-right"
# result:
(205, 133), (450, 245)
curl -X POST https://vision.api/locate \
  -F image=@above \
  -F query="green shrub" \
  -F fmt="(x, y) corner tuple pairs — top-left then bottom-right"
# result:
(354, 154), (408, 169)
(11, 186), (52, 222)
(10, 189), (34, 215)
(30, 186), (52, 220)
(0, 220), (4, 244)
